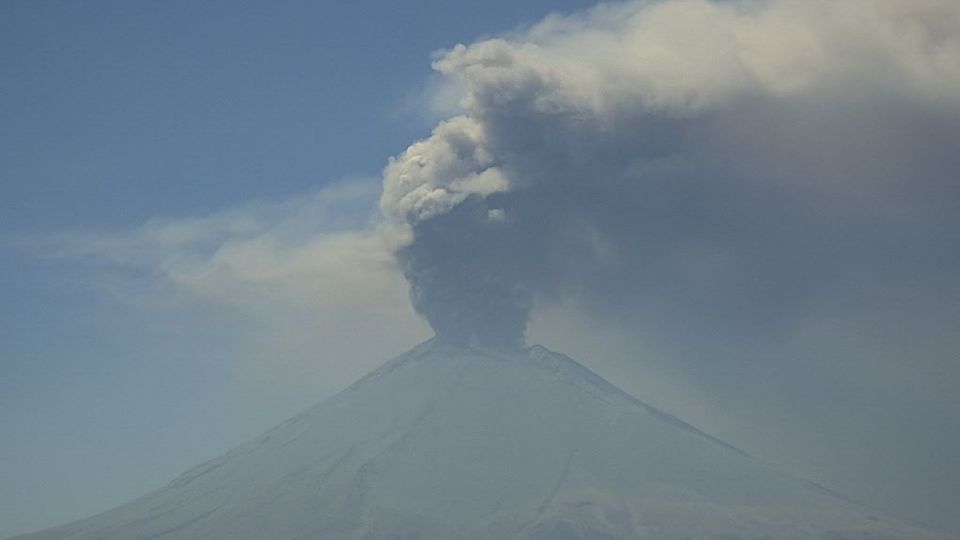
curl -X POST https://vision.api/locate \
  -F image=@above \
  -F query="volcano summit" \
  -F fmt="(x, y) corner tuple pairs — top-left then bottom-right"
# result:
(10, 341), (950, 540)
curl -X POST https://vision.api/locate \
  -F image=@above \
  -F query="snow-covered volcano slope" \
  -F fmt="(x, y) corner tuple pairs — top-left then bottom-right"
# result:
(11, 341), (953, 540)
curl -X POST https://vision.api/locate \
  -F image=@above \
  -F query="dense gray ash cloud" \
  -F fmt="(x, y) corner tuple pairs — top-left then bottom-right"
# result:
(381, 0), (960, 349)
(397, 197), (534, 348)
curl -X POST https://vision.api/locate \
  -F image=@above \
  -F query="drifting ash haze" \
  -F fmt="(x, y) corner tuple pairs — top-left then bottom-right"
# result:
(9, 341), (952, 540)
(13, 0), (960, 538)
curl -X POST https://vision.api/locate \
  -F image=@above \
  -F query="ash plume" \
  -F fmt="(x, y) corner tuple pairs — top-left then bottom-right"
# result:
(380, 0), (960, 350)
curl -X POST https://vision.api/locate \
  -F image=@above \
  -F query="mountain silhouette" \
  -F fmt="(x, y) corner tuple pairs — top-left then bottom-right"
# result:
(11, 340), (953, 540)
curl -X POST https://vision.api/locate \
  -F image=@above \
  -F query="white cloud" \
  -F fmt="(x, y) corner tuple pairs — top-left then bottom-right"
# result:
(38, 179), (429, 397)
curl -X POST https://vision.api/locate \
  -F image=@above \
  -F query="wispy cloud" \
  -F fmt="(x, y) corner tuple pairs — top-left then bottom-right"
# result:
(30, 179), (428, 396)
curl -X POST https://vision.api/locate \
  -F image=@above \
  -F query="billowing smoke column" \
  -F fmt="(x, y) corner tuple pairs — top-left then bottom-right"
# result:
(381, 0), (960, 349)
(395, 195), (534, 348)
(380, 116), (535, 348)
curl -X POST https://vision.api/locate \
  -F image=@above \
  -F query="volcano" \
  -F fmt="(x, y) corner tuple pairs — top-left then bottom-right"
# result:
(10, 341), (952, 539)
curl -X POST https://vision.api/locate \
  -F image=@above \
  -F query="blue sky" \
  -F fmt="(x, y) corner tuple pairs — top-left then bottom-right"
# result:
(0, 1), (599, 536)
(3, 1), (960, 538)
(1, 0), (596, 233)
